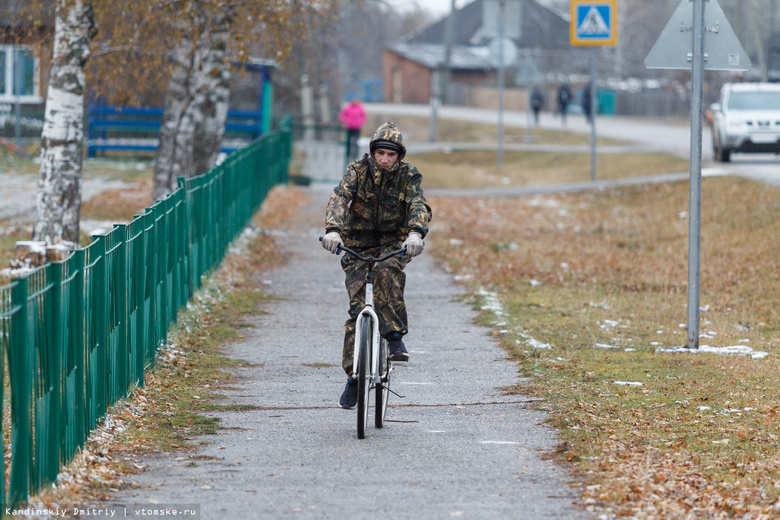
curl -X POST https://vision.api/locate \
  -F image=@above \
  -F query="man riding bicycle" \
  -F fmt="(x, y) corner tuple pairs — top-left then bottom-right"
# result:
(322, 121), (432, 409)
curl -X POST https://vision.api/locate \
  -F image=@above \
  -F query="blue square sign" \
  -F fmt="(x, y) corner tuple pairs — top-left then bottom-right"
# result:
(570, 0), (617, 46)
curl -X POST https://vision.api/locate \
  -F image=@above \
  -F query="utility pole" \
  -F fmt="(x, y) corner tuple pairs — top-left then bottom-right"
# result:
(441, 0), (457, 105)
(746, 0), (768, 81)
(430, 0), (457, 142)
(497, 0), (506, 171)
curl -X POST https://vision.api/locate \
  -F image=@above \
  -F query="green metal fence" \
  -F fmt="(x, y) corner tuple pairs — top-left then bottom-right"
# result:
(0, 116), (292, 510)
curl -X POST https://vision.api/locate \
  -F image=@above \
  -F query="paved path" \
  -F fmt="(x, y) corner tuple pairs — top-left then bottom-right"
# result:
(110, 184), (590, 520)
(366, 102), (702, 159)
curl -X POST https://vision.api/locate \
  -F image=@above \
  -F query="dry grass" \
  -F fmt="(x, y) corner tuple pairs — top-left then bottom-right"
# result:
(81, 178), (154, 222)
(414, 150), (689, 189)
(427, 176), (780, 518)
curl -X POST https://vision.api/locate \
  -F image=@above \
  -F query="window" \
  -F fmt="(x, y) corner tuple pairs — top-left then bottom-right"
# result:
(0, 46), (42, 103)
(728, 90), (780, 111)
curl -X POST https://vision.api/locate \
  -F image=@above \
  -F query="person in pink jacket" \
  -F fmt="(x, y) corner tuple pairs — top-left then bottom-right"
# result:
(339, 98), (367, 159)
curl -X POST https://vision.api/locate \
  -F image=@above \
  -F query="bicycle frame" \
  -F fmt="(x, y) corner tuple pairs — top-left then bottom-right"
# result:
(352, 275), (382, 382)
(336, 243), (406, 382)
(321, 237), (406, 437)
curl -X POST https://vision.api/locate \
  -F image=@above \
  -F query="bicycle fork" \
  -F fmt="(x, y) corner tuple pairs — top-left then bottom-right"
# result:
(352, 269), (381, 383)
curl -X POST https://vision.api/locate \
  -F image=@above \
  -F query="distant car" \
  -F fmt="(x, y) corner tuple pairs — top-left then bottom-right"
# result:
(709, 82), (780, 162)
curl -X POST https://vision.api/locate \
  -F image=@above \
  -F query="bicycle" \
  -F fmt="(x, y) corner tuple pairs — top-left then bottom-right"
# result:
(320, 238), (407, 438)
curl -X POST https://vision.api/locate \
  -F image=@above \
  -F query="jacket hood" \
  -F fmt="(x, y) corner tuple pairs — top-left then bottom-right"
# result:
(369, 121), (406, 161)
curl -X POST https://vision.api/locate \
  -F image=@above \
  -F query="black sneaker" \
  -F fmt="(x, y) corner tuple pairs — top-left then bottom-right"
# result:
(388, 339), (409, 362)
(339, 378), (358, 409)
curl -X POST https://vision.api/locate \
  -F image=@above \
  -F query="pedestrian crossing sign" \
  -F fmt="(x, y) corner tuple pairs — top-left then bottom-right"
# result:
(570, 0), (617, 47)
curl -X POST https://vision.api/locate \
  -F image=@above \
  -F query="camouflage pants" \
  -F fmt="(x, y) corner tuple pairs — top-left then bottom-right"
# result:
(341, 244), (411, 375)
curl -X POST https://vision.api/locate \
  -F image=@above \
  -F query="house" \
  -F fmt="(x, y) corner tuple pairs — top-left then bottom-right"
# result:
(0, 1), (50, 107)
(383, 0), (585, 105)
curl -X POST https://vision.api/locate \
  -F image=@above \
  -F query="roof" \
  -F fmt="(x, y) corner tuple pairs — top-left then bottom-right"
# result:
(403, 0), (570, 49)
(387, 43), (492, 71)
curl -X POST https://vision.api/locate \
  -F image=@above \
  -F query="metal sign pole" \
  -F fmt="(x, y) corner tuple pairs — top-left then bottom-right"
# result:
(15, 51), (23, 150)
(589, 47), (597, 182)
(686, 0), (706, 349)
(497, 0), (506, 171)
(526, 81), (532, 144)
(429, 69), (441, 142)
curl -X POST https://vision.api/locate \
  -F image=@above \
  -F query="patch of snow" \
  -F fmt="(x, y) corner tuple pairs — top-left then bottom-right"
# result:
(478, 288), (551, 349)
(657, 344), (768, 359)
(521, 336), (552, 349)
(613, 381), (644, 386)
(15, 240), (47, 254)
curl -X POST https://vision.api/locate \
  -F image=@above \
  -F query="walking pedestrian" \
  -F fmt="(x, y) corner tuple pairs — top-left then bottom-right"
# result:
(338, 97), (367, 160)
(557, 83), (572, 125)
(530, 87), (544, 126)
(582, 82), (593, 124)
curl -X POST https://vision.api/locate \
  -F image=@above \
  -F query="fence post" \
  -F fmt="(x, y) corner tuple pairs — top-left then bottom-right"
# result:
(9, 277), (31, 508)
(72, 249), (86, 449)
(144, 206), (158, 367)
(91, 233), (109, 426)
(115, 225), (129, 398)
(48, 263), (63, 482)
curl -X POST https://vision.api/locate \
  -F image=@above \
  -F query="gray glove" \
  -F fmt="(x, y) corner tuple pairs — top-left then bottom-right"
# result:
(322, 231), (343, 254)
(403, 232), (424, 257)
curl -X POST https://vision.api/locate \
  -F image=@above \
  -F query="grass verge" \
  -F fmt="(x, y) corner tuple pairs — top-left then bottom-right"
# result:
(414, 150), (688, 189)
(427, 176), (780, 518)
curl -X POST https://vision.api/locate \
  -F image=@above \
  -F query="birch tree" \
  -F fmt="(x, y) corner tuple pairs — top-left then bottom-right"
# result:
(152, 18), (201, 202)
(151, 1), (315, 201)
(32, 0), (97, 244)
(193, 9), (233, 177)
(153, 6), (234, 201)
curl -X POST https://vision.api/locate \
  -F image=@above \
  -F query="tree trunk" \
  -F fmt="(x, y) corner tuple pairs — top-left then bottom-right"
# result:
(153, 8), (234, 202)
(33, 0), (97, 244)
(193, 9), (233, 175)
(152, 26), (201, 202)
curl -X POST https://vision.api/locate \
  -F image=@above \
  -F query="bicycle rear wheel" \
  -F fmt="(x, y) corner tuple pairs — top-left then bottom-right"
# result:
(356, 316), (371, 439)
(375, 337), (390, 428)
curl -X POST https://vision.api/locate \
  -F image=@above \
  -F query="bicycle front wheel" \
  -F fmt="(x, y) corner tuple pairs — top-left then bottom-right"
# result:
(375, 337), (390, 428)
(357, 316), (371, 439)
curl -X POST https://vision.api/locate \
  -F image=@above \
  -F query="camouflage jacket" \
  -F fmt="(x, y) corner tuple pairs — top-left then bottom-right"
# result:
(325, 155), (432, 249)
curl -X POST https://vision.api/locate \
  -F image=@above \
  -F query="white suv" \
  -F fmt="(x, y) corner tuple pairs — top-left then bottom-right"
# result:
(709, 82), (780, 162)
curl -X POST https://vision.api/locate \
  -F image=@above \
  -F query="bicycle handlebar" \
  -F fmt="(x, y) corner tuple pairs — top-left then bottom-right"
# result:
(319, 236), (407, 262)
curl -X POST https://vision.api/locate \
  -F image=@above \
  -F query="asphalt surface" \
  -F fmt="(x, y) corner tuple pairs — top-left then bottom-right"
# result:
(109, 183), (591, 520)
